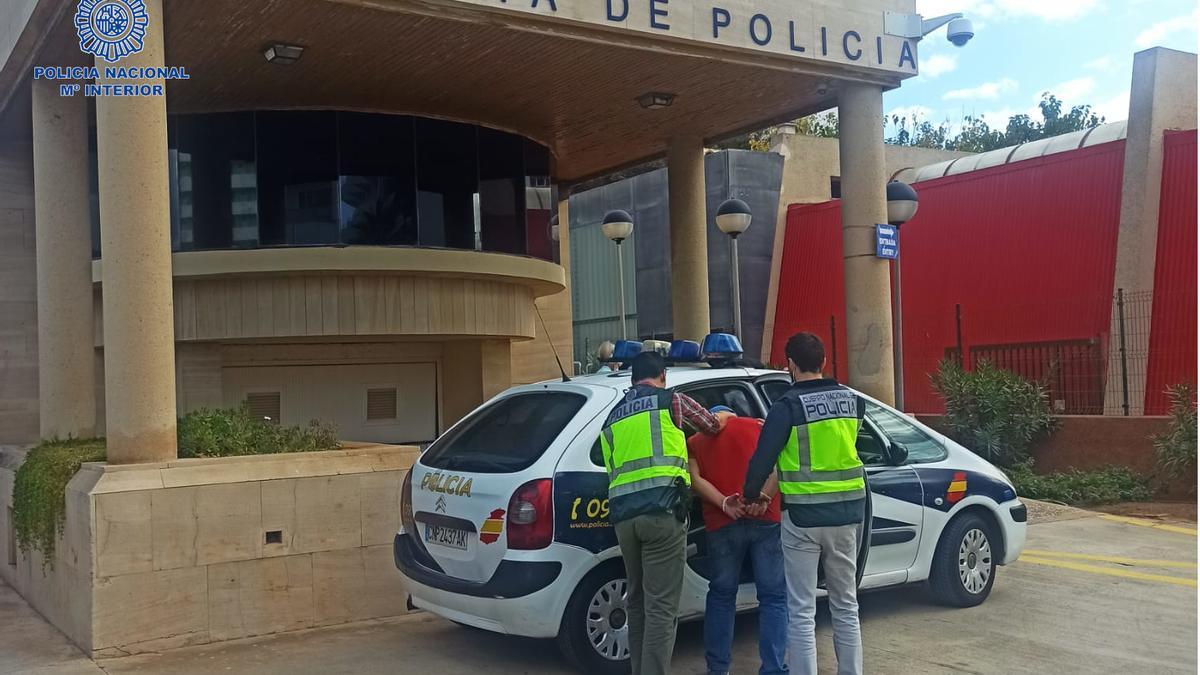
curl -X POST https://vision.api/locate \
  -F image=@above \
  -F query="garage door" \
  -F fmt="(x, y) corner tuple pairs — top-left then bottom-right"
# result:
(222, 362), (438, 444)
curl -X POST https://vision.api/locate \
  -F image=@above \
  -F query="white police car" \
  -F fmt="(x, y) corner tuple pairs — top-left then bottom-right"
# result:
(395, 335), (1027, 674)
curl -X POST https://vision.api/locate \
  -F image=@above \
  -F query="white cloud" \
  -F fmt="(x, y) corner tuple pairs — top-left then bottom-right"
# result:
(943, 77), (1019, 100)
(1093, 90), (1131, 122)
(887, 105), (936, 121)
(1084, 56), (1114, 70)
(1135, 10), (1199, 48)
(919, 53), (959, 79)
(1034, 77), (1096, 103)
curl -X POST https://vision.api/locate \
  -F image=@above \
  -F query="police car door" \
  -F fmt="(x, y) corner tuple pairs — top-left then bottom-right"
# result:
(857, 414), (924, 586)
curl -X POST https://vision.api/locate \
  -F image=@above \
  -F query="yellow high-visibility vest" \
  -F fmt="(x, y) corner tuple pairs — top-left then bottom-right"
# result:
(776, 387), (865, 504)
(599, 388), (690, 498)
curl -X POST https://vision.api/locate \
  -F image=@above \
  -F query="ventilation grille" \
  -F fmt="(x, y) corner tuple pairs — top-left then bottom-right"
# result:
(246, 392), (281, 424)
(367, 388), (398, 421)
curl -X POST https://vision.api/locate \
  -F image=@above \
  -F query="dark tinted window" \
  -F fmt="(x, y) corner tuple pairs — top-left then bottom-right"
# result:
(173, 112), (258, 250)
(421, 393), (586, 473)
(865, 402), (947, 464)
(256, 111), (339, 246)
(94, 112), (555, 260)
(478, 127), (525, 255)
(338, 112), (417, 245)
(757, 379), (791, 404)
(416, 118), (477, 250)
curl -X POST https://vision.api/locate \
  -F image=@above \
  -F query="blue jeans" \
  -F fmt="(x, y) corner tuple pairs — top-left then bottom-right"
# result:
(703, 520), (788, 675)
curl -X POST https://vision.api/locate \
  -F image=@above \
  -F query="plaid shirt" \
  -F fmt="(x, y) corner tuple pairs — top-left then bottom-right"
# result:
(626, 380), (721, 436)
(670, 391), (723, 436)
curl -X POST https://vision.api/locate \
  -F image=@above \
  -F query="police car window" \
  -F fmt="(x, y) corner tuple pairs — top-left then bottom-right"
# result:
(757, 379), (790, 404)
(421, 392), (586, 473)
(865, 402), (947, 464)
(678, 383), (760, 421)
(856, 424), (888, 466)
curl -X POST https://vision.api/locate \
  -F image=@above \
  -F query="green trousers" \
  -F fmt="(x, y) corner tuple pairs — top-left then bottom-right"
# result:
(614, 511), (687, 675)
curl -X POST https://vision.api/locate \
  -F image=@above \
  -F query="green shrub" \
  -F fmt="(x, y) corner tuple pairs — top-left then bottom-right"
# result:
(1153, 384), (1197, 482)
(176, 405), (339, 458)
(931, 359), (1059, 467)
(1007, 461), (1151, 505)
(13, 407), (339, 567)
(10, 438), (106, 569)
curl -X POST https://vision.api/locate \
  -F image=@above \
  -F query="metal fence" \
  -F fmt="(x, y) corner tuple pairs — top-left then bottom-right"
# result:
(896, 288), (1193, 416)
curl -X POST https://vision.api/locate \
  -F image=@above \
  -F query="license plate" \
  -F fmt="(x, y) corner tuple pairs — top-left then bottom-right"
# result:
(425, 524), (469, 550)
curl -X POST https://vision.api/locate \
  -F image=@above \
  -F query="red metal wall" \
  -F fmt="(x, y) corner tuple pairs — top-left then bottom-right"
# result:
(771, 140), (1128, 413)
(770, 201), (848, 379)
(1143, 129), (1198, 414)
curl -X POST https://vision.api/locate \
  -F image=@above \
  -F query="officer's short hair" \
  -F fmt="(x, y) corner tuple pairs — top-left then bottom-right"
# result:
(631, 351), (666, 383)
(785, 332), (825, 374)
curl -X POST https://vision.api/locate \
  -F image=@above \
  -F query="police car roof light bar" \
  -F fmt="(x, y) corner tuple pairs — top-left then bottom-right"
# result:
(607, 340), (644, 363)
(701, 333), (744, 367)
(667, 339), (702, 363)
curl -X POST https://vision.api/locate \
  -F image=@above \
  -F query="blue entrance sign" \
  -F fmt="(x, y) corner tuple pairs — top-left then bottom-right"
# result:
(876, 224), (898, 259)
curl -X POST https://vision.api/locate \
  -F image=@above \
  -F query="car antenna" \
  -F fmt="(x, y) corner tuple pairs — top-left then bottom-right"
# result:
(533, 303), (571, 382)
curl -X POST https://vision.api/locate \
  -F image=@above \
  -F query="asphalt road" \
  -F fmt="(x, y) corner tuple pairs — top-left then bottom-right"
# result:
(4, 509), (1196, 675)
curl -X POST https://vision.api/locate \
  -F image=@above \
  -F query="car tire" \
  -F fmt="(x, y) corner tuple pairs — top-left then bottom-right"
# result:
(929, 511), (998, 607)
(556, 561), (631, 675)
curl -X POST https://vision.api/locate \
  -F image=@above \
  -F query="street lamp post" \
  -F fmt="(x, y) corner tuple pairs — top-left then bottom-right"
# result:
(602, 210), (635, 341)
(715, 198), (753, 340)
(886, 180), (919, 412)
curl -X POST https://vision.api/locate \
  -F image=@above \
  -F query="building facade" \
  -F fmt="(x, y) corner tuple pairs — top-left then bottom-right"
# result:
(1, 0), (930, 456)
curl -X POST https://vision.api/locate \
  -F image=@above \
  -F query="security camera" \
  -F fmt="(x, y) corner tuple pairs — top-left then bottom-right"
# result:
(946, 17), (974, 46)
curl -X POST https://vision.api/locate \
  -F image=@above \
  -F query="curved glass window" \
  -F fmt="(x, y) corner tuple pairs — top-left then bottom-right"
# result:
(92, 111), (555, 261)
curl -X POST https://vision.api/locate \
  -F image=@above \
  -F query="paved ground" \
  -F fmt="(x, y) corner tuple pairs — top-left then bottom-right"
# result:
(3, 509), (1196, 675)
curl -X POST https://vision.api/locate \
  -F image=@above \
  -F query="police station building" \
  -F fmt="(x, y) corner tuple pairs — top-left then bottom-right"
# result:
(0, 0), (925, 453)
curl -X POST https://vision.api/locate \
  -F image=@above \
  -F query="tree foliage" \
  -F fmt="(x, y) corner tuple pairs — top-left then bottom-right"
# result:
(730, 93), (1106, 154)
(931, 359), (1059, 468)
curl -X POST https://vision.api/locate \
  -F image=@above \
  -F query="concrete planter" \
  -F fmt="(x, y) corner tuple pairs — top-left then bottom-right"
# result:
(0, 443), (418, 657)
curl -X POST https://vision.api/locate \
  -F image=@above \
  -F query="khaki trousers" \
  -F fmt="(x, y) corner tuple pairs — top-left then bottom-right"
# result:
(614, 512), (687, 675)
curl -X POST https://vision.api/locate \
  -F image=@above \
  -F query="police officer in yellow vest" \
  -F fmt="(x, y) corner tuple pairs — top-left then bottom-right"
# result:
(743, 332), (866, 675)
(598, 351), (730, 675)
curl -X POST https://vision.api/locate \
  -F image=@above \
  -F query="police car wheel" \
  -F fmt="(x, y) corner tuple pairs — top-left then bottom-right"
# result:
(929, 512), (997, 607)
(556, 562), (631, 675)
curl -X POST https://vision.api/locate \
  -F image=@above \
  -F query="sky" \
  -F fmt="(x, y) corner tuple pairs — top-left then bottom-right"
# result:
(879, 0), (1199, 135)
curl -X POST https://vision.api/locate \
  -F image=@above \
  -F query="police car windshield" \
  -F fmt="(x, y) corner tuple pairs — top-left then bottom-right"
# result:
(421, 392), (587, 473)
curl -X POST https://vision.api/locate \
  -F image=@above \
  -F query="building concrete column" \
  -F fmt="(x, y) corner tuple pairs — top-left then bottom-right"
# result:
(94, 0), (177, 463)
(838, 82), (895, 404)
(667, 137), (710, 342)
(1103, 47), (1198, 415)
(31, 79), (96, 439)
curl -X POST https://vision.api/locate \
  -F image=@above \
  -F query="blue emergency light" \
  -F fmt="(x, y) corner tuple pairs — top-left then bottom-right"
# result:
(701, 333), (744, 361)
(667, 339), (701, 362)
(610, 340), (644, 362)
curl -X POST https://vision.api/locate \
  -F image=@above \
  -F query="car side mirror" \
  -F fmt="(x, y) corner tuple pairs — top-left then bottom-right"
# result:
(888, 442), (909, 466)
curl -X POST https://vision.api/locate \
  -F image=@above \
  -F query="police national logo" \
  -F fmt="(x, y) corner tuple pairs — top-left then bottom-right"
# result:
(75, 0), (149, 64)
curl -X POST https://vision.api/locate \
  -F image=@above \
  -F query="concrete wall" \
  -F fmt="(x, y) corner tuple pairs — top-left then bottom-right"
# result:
(0, 444), (417, 657)
(0, 137), (38, 444)
(1105, 47), (1198, 415)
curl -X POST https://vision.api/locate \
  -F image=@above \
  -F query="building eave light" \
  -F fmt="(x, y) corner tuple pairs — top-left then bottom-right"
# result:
(264, 43), (305, 65)
(637, 92), (675, 110)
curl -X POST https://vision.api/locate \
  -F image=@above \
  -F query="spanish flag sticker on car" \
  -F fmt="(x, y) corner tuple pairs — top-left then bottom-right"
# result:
(480, 509), (505, 544)
(946, 472), (968, 504)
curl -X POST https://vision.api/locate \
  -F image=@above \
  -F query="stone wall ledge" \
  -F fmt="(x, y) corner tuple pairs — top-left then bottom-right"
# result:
(72, 443), (419, 494)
